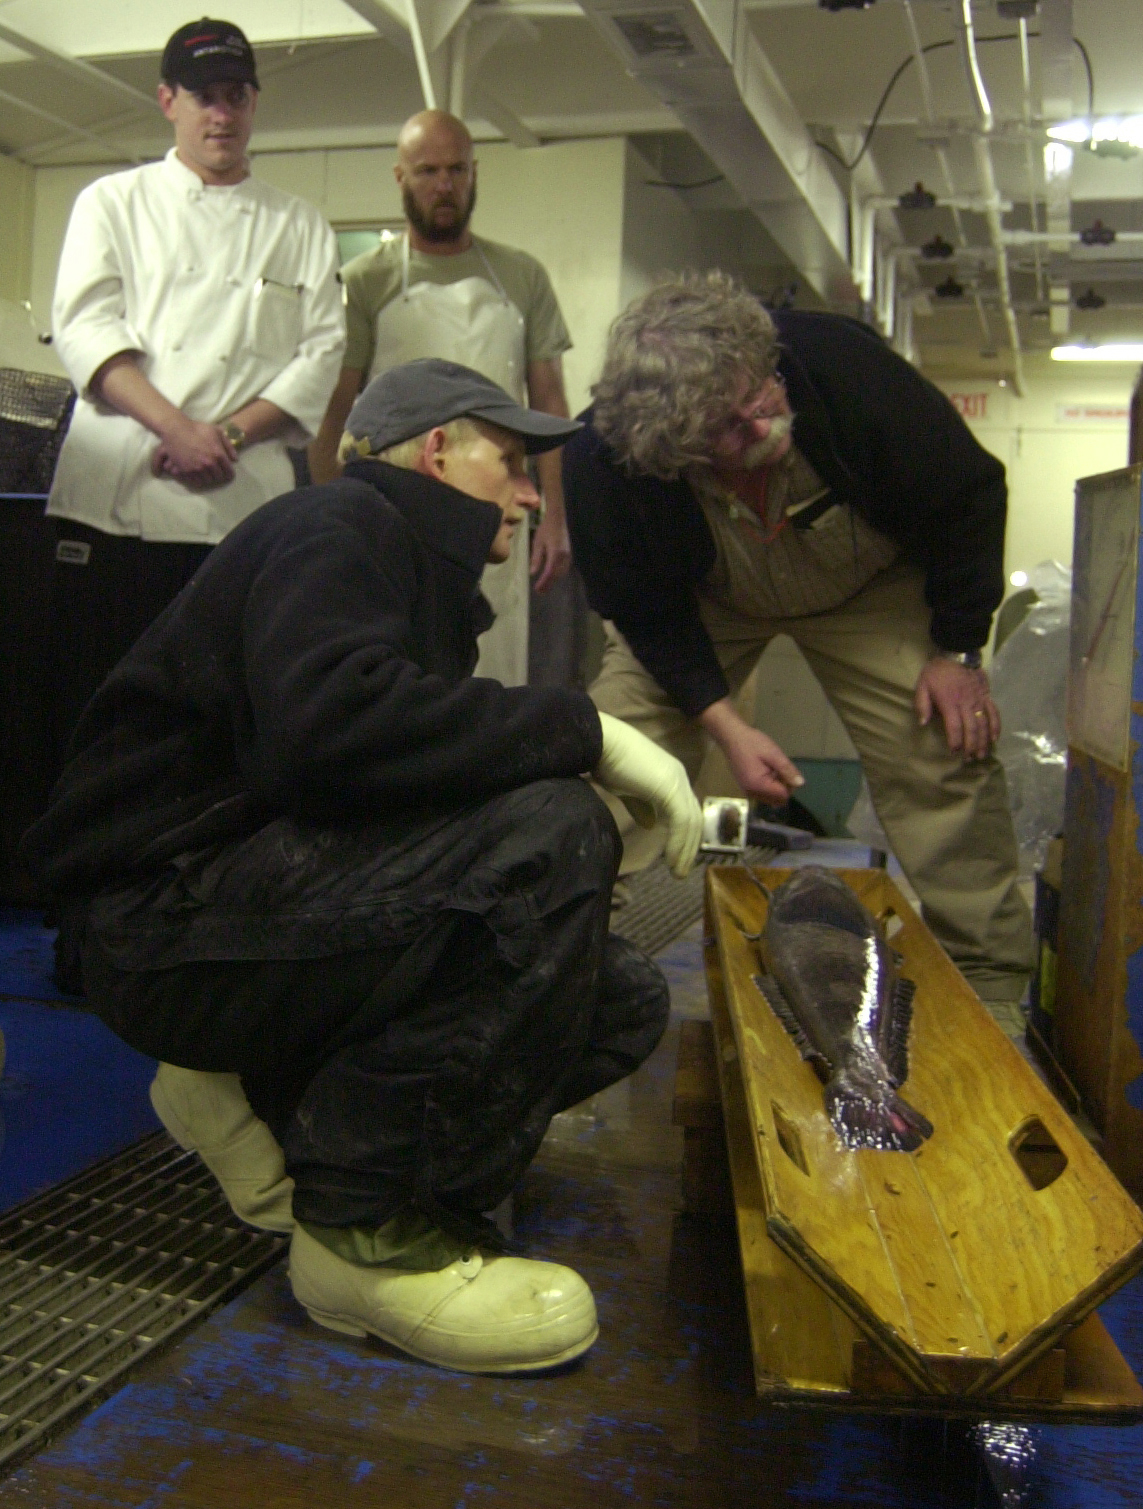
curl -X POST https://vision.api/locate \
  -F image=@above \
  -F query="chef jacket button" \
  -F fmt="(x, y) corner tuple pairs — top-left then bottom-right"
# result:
(172, 342), (182, 351)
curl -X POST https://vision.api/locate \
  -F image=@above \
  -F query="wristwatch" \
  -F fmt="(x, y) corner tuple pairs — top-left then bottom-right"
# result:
(936, 648), (983, 671)
(221, 420), (247, 452)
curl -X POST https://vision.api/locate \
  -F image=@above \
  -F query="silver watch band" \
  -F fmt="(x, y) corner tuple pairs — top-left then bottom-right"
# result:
(936, 649), (983, 671)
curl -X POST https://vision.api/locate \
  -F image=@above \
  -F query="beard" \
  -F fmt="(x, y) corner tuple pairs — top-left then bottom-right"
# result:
(736, 413), (793, 470)
(403, 179), (477, 244)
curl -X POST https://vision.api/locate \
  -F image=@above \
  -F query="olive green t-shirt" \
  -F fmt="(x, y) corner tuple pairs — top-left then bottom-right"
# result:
(342, 233), (572, 374)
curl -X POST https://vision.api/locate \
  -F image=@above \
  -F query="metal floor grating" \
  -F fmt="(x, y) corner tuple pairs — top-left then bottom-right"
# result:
(0, 853), (773, 1477)
(609, 848), (779, 958)
(0, 1130), (285, 1476)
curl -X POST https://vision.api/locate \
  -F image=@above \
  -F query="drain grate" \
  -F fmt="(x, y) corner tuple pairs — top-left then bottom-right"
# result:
(610, 848), (778, 959)
(0, 851), (775, 1477)
(0, 1130), (285, 1475)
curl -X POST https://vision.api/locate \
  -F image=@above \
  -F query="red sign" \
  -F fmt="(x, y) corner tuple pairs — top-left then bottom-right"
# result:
(948, 392), (989, 420)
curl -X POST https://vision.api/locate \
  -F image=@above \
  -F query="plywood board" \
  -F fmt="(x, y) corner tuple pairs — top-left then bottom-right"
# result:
(689, 981), (1143, 1420)
(707, 867), (1143, 1398)
(703, 913), (859, 1396)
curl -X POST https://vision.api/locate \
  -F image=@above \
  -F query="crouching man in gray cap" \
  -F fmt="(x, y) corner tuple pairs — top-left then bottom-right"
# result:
(22, 359), (701, 1374)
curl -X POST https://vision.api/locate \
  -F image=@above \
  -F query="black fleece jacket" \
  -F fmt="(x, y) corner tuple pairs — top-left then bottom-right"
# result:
(23, 460), (603, 899)
(563, 308), (1008, 718)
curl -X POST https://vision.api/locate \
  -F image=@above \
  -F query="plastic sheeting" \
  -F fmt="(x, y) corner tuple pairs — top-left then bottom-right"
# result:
(990, 562), (1071, 875)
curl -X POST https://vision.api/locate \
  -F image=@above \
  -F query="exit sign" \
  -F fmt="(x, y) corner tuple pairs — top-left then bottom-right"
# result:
(948, 392), (990, 420)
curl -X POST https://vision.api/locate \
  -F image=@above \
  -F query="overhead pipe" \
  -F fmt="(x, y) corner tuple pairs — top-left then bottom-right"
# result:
(405, 0), (438, 109)
(856, 192), (1013, 304)
(449, 15), (470, 116)
(1017, 19), (1046, 302)
(900, 0), (993, 349)
(954, 0), (1025, 394)
(897, 232), (1143, 254)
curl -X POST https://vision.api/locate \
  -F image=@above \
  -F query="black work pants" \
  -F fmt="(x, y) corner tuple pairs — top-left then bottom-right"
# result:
(49, 520), (211, 768)
(82, 780), (668, 1240)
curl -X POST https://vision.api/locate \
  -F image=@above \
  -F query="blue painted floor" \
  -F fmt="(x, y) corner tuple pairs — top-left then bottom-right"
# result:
(0, 905), (1139, 1505)
(0, 908), (158, 1211)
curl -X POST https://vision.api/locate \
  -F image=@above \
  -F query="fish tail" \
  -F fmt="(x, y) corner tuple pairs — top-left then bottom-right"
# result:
(824, 1075), (934, 1153)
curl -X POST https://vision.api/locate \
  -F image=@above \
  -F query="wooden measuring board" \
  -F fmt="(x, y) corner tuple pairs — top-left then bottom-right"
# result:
(702, 866), (1143, 1415)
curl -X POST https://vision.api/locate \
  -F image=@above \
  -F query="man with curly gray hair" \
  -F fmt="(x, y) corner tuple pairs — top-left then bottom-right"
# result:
(563, 271), (1033, 1010)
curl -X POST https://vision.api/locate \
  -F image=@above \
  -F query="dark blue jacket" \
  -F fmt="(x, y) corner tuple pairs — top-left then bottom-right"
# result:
(563, 308), (1007, 717)
(24, 460), (602, 899)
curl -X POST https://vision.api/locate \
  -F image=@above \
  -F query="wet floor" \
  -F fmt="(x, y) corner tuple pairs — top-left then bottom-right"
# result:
(0, 922), (1139, 1506)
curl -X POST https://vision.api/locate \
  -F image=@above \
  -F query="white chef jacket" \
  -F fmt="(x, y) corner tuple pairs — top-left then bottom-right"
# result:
(47, 149), (345, 543)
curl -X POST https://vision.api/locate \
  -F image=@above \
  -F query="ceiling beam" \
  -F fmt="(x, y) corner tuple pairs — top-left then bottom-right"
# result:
(576, 0), (855, 304)
(1040, 0), (1074, 335)
(0, 85), (144, 162)
(472, 86), (541, 148)
(0, 20), (156, 114)
(337, 0), (417, 59)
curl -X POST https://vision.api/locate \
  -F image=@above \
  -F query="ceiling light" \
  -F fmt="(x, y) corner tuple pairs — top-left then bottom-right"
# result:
(1051, 344), (1143, 362)
(899, 182), (937, 211)
(1075, 288), (1107, 310)
(1009, 570), (1029, 587)
(1046, 120), (1091, 145)
(1043, 143), (1074, 180)
(921, 234), (954, 260)
(1046, 117), (1143, 157)
(1080, 219), (1116, 247)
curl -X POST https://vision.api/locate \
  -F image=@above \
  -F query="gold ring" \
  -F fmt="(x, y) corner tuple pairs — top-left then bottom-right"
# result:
(973, 709), (986, 718)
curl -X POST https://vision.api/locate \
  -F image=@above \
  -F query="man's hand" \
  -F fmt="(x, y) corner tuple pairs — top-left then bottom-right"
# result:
(151, 419), (237, 490)
(594, 713), (703, 878)
(530, 509), (572, 593)
(698, 698), (804, 805)
(914, 656), (999, 760)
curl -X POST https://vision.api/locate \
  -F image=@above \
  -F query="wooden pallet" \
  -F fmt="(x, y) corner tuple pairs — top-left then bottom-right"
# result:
(687, 866), (1143, 1420)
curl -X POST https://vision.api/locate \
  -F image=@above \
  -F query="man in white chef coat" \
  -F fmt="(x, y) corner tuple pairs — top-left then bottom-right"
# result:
(47, 17), (345, 760)
(307, 109), (573, 688)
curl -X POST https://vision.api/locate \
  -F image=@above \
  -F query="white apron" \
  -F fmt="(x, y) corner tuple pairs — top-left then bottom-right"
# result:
(368, 236), (529, 686)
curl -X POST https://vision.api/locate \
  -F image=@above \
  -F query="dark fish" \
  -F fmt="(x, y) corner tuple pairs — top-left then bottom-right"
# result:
(752, 866), (933, 1153)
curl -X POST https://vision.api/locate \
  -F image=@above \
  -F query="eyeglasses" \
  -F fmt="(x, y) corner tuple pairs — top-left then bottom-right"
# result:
(737, 375), (786, 424)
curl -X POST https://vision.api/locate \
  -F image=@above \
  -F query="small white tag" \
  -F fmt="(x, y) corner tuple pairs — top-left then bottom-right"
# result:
(55, 540), (92, 566)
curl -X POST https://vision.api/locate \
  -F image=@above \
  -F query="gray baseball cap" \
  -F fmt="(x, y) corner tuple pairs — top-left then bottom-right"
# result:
(344, 358), (581, 458)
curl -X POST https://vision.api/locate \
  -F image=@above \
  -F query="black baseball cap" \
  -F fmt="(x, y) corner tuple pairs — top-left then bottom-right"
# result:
(161, 18), (260, 91)
(345, 359), (582, 457)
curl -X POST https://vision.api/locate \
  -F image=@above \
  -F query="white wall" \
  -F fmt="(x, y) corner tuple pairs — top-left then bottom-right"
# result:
(934, 365), (1135, 584)
(0, 298), (66, 376)
(620, 141), (706, 310)
(0, 153), (33, 309)
(28, 138), (628, 415)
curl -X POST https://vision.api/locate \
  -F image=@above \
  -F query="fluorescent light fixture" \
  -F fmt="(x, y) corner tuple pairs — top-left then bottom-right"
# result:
(1047, 118), (1091, 144)
(1043, 142), (1074, 180)
(1047, 116), (1143, 153)
(1051, 344), (1143, 362)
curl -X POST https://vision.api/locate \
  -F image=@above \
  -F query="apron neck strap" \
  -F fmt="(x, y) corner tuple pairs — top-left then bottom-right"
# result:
(401, 231), (510, 307)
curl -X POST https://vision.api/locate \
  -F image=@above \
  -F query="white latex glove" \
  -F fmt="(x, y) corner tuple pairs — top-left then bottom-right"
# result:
(593, 713), (703, 879)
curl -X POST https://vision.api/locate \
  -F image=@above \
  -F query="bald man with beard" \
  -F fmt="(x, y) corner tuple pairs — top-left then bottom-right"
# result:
(309, 111), (576, 687)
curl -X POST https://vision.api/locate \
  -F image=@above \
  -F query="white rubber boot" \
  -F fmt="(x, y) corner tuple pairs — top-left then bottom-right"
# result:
(288, 1225), (598, 1373)
(150, 1064), (295, 1233)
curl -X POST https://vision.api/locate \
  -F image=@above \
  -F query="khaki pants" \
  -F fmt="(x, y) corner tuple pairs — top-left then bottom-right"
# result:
(591, 559), (1033, 1005)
